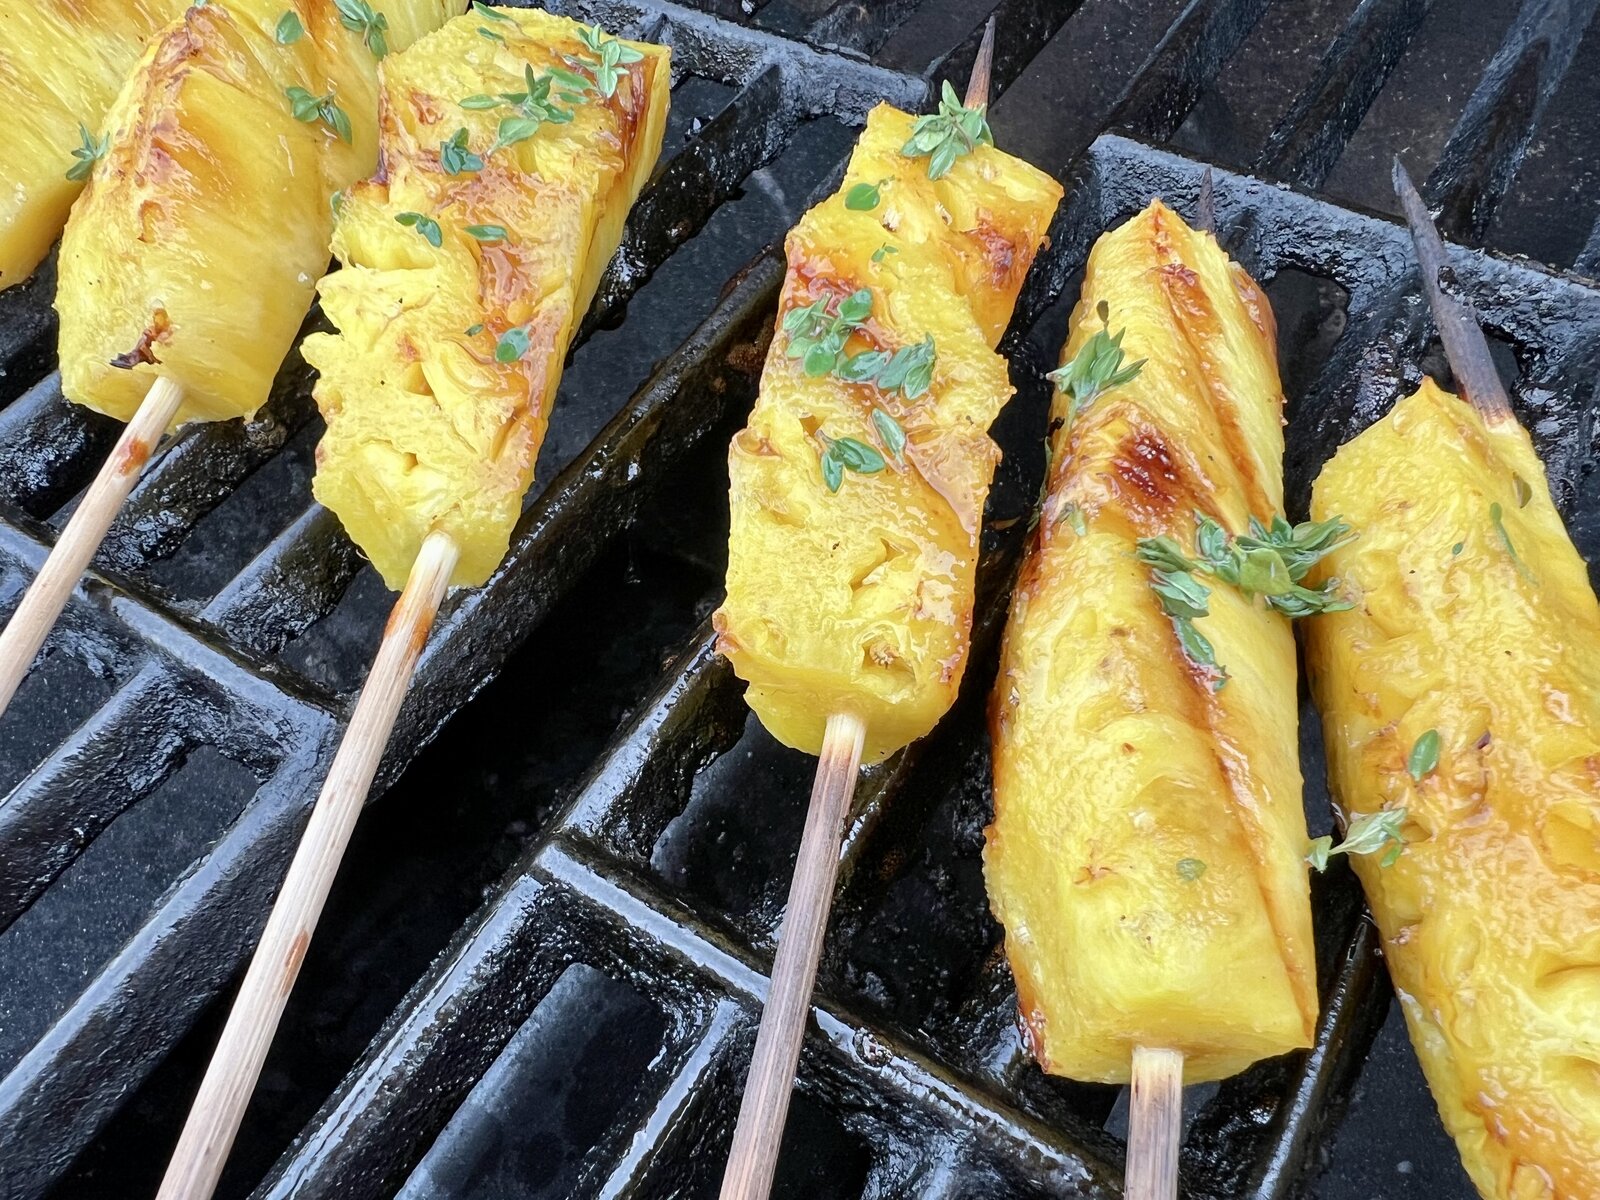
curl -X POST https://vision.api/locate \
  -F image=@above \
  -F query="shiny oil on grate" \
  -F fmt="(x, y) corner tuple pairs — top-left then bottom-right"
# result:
(0, 1), (1596, 1198)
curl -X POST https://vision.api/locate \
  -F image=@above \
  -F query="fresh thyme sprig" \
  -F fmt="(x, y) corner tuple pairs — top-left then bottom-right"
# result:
(1306, 808), (1407, 871)
(65, 122), (109, 182)
(394, 211), (442, 247)
(900, 79), (992, 180)
(818, 432), (885, 492)
(440, 127), (484, 175)
(571, 23), (643, 98)
(1031, 303), (1145, 534)
(782, 289), (937, 399)
(1135, 510), (1355, 686)
(286, 87), (353, 143)
(274, 10), (304, 43)
(1136, 511), (1356, 619)
(463, 64), (577, 153)
(333, 0), (388, 58)
(1046, 302), (1146, 427)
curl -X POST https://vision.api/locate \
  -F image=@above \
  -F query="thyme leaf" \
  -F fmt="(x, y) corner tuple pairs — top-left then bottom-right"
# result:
(65, 122), (109, 182)
(1307, 808), (1407, 871)
(900, 79), (993, 180)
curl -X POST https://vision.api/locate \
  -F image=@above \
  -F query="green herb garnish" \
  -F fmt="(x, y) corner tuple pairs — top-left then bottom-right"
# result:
(819, 433), (886, 493)
(1060, 502), (1087, 537)
(395, 211), (442, 247)
(478, 25), (505, 42)
(440, 128), (484, 175)
(1451, 541), (1464, 556)
(901, 79), (992, 180)
(1136, 511), (1356, 619)
(1307, 808), (1407, 871)
(571, 23), (643, 99)
(783, 289), (936, 399)
(274, 10), (304, 42)
(473, 1), (513, 18)
(495, 325), (531, 363)
(1146, 567), (1228, 690)
(871, 243), (898, 264)
(1490, 501), (1536, 585)
(333, 0), (388, 57)
(1045, 301), (1146, 427)
(465, 223), (508, 242)
(844, 181), (882, 211)
(476, 65), (578, 152)
(1176, 857), (1207, 881)
(871, 407), (907, 464)
(65, 122), (109, 182)
(464, 323), (485, 336)
(286, 87), (352, 143)
(1407, 729), (1440, 781)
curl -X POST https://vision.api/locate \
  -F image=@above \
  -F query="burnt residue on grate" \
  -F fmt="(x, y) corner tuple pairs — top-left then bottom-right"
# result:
(2, 1), (1600, 1199)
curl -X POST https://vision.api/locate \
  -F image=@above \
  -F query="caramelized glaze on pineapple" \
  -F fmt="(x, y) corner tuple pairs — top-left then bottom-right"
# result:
(713, 104), (1062, 765)
(0, 0), (188, 289)
(985, 202), (1317, 1084)
(303, 8), (670, 590)
(55, 0), (455, 428)
(1306, 378), (1600, 1199)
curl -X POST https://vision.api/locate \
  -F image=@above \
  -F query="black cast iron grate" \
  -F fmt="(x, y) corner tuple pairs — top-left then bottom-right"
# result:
(0, 0), (1596, 1197)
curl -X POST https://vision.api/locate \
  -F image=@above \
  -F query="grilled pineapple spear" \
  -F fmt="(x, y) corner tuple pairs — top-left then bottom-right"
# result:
(714, 32), (1062, 1197)
(58, 0), (457, 427)
(0, 0), (456, 716)
(1302, 168), (1600, 1200)
(0, 0), (188, 289)
(305, 6), (671, 588)
(985, 203), (1325, 1191)
(157, 12), (670, 1199)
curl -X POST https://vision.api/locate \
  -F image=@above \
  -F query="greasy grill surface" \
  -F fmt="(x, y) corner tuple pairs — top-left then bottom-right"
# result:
(0, 1), (1595, 1198)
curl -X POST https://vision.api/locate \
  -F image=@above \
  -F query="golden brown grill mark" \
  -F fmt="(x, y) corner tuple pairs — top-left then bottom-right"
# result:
(1147, 206), (1274, 516)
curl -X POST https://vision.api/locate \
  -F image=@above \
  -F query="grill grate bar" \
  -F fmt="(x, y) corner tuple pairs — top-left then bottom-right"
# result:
(1424, 0), (1600, 241)
(1256, 0), (1434, 188)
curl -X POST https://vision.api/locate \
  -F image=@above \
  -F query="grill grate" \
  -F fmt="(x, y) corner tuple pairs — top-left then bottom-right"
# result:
(0, 1), (1596, 1197)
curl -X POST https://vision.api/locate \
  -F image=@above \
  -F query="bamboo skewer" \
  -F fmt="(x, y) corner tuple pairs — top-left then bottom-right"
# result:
(0, 376), (183, 713)
(156, 529), (458, 1200)
(1392, 158), (1513, 424)
(719, 711), (865, 1200)
(718, 23), (999, 1200)
(1127, 1046), (1184, 1199)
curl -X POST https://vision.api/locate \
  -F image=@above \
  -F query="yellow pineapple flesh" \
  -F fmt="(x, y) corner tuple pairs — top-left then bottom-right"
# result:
(54, 0), (456, 429)
(984, 201), (1317, 1084)
(1306, 378), (1600, 1199)
(0, 0), (188, 289)
(713, 104), (1062, 765)
(302, 8), (671, 590)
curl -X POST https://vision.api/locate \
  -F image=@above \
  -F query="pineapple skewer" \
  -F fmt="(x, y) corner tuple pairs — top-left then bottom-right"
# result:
(156, 12), (671, 1198)
(986, 200), (1331, 1200)
(716, 22), (1061, 1198)
(1295, 163), (1600, 1199)
(0, 0), (457, 716)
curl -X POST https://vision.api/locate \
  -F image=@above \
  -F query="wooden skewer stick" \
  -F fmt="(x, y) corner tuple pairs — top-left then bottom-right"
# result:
(1126, 1046), (1184, 1200)
(1392, 157), (1513, 424)
(156, 530), (459, 1200)
(965, 13), (996, 109)
(0, 375), (183, 713)
(719, 712), (865, 1200)
(720, 22), (997, 1200)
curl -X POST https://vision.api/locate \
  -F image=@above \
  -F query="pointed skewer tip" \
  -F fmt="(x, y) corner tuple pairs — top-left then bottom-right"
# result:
(1196, 167), (1216, 234)
(1390, 157), (1514, 424)
(964, 14), (996, 109)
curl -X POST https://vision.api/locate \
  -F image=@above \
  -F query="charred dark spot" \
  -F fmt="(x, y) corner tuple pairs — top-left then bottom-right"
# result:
(1108, 428), (1188, 518)
(110, 310), (171, 370)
